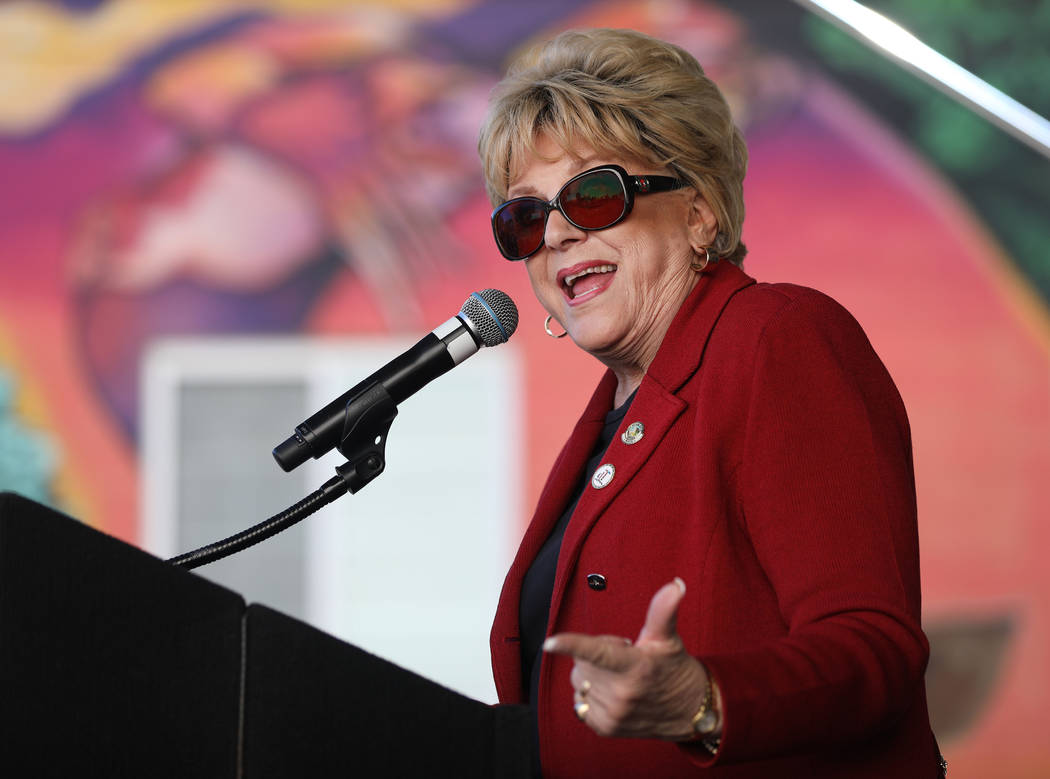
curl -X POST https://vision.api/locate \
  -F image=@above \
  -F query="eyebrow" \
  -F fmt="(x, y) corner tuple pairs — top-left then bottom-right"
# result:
(507, 155), (602, 200)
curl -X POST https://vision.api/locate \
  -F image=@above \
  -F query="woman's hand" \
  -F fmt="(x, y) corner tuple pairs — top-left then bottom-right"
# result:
(542, 578), (718, 741)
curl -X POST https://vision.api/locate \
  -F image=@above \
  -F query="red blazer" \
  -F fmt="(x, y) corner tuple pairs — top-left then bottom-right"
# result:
(491, 261), (940, 777)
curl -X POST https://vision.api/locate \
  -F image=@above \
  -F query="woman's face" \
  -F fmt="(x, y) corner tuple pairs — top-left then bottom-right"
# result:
(509, 133), (717, 370)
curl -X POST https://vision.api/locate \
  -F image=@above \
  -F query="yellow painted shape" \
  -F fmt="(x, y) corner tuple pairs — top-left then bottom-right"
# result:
(0, 0), (468, 132)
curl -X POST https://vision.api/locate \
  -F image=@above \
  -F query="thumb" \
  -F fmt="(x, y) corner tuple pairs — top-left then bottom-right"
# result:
(636, 577), (686, 645)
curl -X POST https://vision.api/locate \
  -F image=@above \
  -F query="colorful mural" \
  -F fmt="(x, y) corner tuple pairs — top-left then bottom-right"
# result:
(1, 1), (1047, 774)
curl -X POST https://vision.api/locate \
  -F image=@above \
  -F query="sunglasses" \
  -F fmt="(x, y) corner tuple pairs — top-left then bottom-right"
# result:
(491, 164), (685, 261)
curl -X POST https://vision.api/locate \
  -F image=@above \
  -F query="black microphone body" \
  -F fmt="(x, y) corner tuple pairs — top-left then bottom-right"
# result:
(273, 290), (517, 472)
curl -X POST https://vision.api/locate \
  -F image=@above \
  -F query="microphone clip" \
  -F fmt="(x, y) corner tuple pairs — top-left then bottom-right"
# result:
(333, 380), (398, 494)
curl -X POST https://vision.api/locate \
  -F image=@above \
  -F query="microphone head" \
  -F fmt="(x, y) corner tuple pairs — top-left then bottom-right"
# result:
(460, 289), (518, 347)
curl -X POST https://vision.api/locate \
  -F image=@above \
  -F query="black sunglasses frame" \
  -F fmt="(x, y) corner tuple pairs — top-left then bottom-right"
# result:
(490, 164), (685, 261)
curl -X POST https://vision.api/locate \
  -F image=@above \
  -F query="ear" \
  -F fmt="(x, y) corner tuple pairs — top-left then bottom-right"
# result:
(686, 189), (719, 251)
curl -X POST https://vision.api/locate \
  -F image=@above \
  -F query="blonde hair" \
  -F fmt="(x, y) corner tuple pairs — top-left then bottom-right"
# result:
(479, 28), (747, 265)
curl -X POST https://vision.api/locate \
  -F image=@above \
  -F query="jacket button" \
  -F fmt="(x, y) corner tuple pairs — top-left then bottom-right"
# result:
(586, 573), (607, 591)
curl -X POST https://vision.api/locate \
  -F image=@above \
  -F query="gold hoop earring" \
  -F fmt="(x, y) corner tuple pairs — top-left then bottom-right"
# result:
(544, 314), (568, 339)
(690, 246), (710, 273)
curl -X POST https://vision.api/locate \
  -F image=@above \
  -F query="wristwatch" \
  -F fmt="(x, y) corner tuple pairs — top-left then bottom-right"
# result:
(691, 677), (721, 754)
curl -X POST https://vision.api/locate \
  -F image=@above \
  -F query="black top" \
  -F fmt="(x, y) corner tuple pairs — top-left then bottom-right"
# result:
(518, 390), (635, 772)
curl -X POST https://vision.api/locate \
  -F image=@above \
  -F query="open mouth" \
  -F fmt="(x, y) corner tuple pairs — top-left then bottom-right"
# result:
(559, 263), (617, 301)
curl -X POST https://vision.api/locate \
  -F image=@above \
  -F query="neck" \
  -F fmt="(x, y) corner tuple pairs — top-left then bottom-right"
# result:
(602, 269), (704, 408)
(612, 369), (643, 408)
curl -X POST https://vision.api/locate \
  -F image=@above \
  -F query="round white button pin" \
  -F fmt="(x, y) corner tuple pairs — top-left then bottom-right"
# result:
(591, 463), (615, 489)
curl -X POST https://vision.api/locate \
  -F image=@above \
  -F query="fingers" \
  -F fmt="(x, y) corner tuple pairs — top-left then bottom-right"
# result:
(544, 633), (634, 672)
(545, 576), (687, 665)
(636, 577), (687, 646)
(570, 666), (589, 692)
(548, 578), (695, 739)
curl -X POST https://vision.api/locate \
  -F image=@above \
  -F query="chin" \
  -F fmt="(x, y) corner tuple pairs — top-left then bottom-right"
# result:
(566, 320), (621, 357)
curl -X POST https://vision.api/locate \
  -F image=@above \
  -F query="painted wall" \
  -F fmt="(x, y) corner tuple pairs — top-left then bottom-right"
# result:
(1, 1), (1047, 774)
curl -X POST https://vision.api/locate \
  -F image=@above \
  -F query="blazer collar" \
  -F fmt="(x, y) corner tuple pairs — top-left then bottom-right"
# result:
(644, 260), (756, 395)
(572, 260), (755, 423)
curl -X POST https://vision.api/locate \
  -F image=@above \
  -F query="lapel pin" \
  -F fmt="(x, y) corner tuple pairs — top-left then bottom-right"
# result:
(591, 463), (615, 489)
(621, 421), (645, 445)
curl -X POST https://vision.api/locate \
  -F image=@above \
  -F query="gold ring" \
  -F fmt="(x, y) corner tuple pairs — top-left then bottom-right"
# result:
(579, 679), (591, 696)
(574, 701), (590, 721)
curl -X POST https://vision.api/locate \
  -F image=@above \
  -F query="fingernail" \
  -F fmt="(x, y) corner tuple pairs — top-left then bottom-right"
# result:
(674, 576), (686, 594)
(543, 637), (558, 651)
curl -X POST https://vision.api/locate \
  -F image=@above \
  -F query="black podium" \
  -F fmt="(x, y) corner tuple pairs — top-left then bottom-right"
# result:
(0, 491), (531, 778)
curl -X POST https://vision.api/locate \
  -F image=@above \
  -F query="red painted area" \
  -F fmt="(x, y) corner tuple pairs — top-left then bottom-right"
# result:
(0, 226), (138, 542)
(743, 82), (1050, 774)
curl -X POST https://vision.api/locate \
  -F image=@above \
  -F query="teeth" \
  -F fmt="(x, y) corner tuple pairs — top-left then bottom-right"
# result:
(564, 265), (616, 286)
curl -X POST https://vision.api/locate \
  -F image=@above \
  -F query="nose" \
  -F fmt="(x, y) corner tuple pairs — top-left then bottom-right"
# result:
(544, 206), (586, 252)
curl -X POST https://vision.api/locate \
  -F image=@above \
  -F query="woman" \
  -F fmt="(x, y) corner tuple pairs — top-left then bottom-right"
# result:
(480, 28), (941, 778)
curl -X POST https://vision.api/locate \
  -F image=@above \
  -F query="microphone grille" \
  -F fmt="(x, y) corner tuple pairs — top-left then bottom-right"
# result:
(460, 289), (518, 347)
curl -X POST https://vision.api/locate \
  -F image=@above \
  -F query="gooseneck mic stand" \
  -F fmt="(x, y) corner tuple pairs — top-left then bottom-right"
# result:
(168, 382), (398, 570)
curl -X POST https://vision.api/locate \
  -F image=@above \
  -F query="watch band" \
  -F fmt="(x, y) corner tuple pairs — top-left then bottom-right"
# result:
(691, 677), (719, 735)
(690, 675), (722, 754)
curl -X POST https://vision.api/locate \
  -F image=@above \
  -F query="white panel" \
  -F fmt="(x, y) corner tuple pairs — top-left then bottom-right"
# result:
(304, 343), (521, 703)
(142, 337), (521, 703)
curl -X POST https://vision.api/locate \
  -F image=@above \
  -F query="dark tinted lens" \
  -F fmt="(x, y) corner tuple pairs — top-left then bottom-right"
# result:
(494, 199), (546, 259)
(561, 170), (627, 229)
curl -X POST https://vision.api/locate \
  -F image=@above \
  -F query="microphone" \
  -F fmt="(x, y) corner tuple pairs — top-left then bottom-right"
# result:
(272, 289), (518, 472)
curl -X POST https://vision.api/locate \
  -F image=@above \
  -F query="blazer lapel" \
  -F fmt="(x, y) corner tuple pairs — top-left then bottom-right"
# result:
(490, 372), (616, 701)
(548, 381), (686, 625)
(490, 262), (756, 701)
(548, 262), (756, 628)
